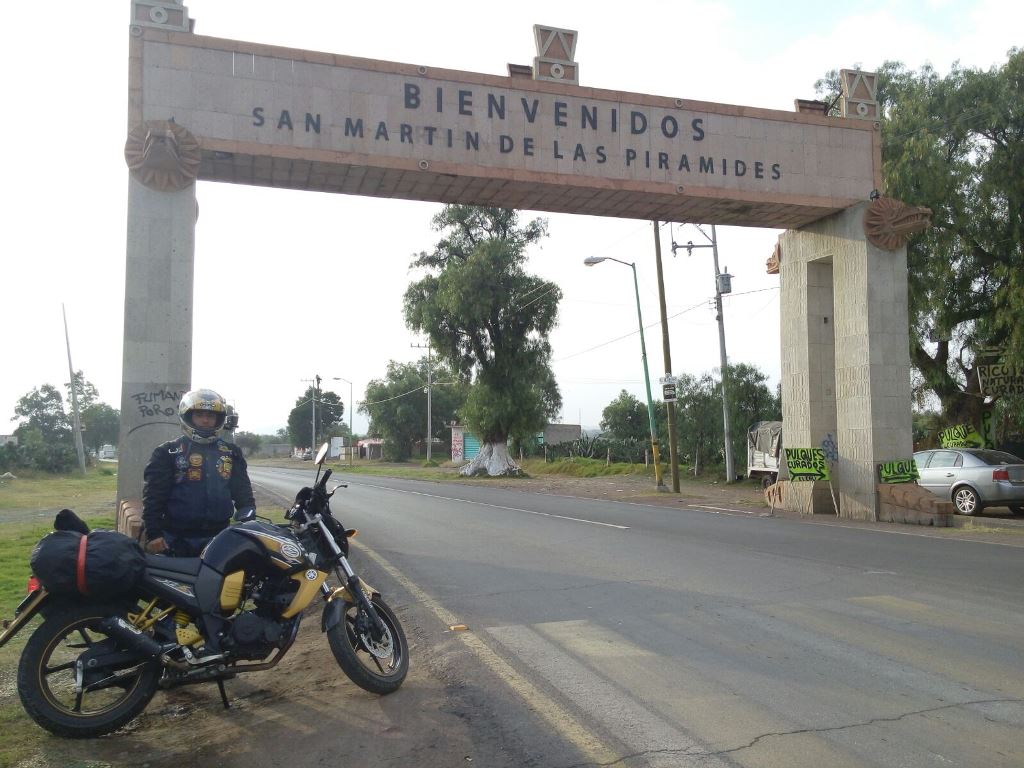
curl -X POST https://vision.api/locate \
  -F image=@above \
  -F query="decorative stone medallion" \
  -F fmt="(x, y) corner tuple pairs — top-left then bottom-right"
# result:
(766, 241), (781, 274)
(130, 1), (191, 34)
(863, 196), (932, 250)
(124, 120), (201, 191)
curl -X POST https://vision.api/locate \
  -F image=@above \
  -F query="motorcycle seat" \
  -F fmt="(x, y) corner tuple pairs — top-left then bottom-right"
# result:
(145, 553), (202, 576)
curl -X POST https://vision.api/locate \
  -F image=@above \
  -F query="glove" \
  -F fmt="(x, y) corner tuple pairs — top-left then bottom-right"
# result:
(145, 537), (168, 554)
(233, 507), (256, 523)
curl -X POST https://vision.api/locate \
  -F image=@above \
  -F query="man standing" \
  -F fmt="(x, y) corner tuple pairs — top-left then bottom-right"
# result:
(142, 389), (255, 557)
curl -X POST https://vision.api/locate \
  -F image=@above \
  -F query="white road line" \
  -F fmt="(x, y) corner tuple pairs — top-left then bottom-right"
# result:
(488, 624), (730, 767)
(689, 504), (756, 515)
(348, 481), (630, 529)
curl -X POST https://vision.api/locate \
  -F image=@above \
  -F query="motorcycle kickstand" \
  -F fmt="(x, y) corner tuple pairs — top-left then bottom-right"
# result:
(216, 679), (230, 710)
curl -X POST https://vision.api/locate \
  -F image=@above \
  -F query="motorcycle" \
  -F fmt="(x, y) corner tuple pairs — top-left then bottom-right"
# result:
(0, 443), (408, 738)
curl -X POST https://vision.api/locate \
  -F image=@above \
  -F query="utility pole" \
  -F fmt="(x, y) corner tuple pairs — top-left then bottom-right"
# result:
(62, 304), (87, 474)
(671, 224), (736, 482)
(652, 222), (681, 492)
(411, 341), (433, 462)
(301, 375), (321, 451)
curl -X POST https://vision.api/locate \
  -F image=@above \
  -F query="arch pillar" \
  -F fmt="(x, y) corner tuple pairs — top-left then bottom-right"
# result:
(116, 177), (196, 505)
(780, 201), (914, 519)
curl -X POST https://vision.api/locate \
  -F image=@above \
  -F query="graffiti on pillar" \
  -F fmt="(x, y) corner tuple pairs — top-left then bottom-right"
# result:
(130, 388), (186, 419)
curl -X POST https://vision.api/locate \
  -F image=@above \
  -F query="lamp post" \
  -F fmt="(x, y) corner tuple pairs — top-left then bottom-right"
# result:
(671, 224), (736, 482)
(584, 256), (666, 490)
(331, 376), (355, 466)
(305, 376), (354, 463)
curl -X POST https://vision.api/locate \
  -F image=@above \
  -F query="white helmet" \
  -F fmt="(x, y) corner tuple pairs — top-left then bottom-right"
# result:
(178, 389), (227, 444)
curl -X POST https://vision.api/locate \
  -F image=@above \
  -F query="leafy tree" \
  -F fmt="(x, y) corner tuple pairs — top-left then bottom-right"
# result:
(673, 373), (719, 475)
(287, 387), (344, 448)
(600, 390), (653, 444)
(817, 50), (1024, 430)
(722, 362), (781, 475)
(12, 384), (70, 445)
(80, 403), (120, 454)
(361, 357), (469, 461)
(404, 205), (562, 476)
(234, 431), (263, 456)
(64, 371), (100, 411)
(670, 363), (779, 478)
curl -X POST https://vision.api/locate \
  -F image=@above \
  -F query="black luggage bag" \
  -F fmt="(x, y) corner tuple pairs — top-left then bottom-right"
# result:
(31, 529), (146, 600)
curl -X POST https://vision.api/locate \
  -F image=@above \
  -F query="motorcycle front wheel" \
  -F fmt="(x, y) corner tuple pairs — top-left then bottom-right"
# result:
(327, 595), (408, 694)
(17, 603), (161, 738)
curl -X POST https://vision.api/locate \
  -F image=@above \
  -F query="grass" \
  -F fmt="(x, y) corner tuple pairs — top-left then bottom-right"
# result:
(0, 466), (118, 516)
(0, 507), (115, 768)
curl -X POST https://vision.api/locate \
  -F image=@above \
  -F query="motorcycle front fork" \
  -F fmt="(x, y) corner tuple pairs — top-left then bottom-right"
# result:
(320, 556), (387, 640)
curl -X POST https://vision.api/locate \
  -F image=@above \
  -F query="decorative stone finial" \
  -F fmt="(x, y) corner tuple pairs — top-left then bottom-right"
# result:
(124, 120), (201, 191)
(766, 241), (781, 274)
(130, 1), (191, 34)
(863, 196), (932, 250)
(840, 69), (879, 120)
(533, 25), (579, 84)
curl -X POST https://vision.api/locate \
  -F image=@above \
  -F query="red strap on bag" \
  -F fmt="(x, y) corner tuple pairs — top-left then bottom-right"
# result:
(76, 534), (89, 596)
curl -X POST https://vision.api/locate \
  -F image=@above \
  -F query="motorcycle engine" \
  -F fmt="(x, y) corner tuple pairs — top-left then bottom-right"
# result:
(226, 611), (284, 657)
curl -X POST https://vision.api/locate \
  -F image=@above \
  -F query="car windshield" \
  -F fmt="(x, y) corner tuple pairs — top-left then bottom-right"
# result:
(966, 449), (1023, 465)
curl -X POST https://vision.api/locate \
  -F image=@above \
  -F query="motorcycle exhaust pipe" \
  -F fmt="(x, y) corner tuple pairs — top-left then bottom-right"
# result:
(98, 617), (180, 663)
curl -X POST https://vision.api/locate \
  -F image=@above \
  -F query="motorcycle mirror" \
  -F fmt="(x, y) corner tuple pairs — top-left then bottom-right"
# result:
(315, 443), (330, 465)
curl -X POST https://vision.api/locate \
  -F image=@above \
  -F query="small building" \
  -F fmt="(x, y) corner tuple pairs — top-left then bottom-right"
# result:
(450, 424), (581, 462)
(357, 438), (384, 460)
(0, 435), (18, 447)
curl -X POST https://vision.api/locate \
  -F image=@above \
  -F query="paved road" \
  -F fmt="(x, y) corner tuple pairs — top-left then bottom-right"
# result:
(250, 467), (1024, 767)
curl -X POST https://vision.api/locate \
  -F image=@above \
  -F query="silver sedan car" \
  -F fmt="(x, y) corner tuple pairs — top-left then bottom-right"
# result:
(913, 448), (1024, 515)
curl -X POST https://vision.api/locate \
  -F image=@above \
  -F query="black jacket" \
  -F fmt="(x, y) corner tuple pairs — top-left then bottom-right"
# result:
(142, 436), (255, 540)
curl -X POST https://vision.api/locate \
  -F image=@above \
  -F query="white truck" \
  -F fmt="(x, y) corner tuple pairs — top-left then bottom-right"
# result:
(747, 421), (783, 489)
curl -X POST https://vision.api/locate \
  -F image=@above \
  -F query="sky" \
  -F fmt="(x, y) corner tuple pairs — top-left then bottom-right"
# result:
(1, 1), (1019, 438)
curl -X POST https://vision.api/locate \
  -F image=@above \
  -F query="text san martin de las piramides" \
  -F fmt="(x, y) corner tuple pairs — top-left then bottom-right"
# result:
(251, 81), (783, 182)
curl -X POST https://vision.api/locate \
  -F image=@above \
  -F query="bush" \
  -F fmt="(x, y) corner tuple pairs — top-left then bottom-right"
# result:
(0, 442), (76, 473)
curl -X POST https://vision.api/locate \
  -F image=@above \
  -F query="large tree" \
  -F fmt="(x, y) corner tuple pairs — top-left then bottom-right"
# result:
(818, 50), (1024, 430)
(80, 402), (120, 454)
(12, 384), (70, 445)
(403, 205), (562, 476)
(600, 390), (652, 444)
(64, 370), (100, 411)
(287, 386), (345, 449)
(361, 357), (468, 461)
(671, 363), (779, 478)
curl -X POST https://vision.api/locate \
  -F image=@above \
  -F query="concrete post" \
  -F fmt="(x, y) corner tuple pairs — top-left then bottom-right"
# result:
(780, 202), (913, 519)
(116, 176), (196, 505)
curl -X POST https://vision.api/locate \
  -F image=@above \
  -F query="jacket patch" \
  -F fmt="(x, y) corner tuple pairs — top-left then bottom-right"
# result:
(187, 468), (202, 482)
(217, 456), (232, 480)
(189, 453), (204, 467)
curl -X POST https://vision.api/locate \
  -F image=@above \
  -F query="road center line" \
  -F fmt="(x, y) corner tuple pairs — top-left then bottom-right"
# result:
(348, 481), (630, 529)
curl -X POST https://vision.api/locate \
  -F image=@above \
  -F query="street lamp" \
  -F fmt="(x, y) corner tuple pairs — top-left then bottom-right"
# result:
(330, 376), (355, 466)
(584, 256), (666, 490)
(306, 376), (355, 464)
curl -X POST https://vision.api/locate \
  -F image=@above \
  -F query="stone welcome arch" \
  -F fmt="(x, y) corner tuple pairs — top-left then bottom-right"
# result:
(120, 1), (916, 521)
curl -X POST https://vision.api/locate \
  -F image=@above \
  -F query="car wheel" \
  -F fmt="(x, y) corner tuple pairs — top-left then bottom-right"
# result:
(953, 486), (980, 516)
(1010, 505), (1024, 515)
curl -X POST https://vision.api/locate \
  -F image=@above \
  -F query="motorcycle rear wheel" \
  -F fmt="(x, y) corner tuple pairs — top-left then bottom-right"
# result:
(328, 595), (408, 694)
(17, 603), (162, 738)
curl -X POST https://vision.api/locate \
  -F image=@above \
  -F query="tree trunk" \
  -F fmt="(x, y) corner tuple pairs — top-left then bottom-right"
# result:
(459, 442), (522, 477)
